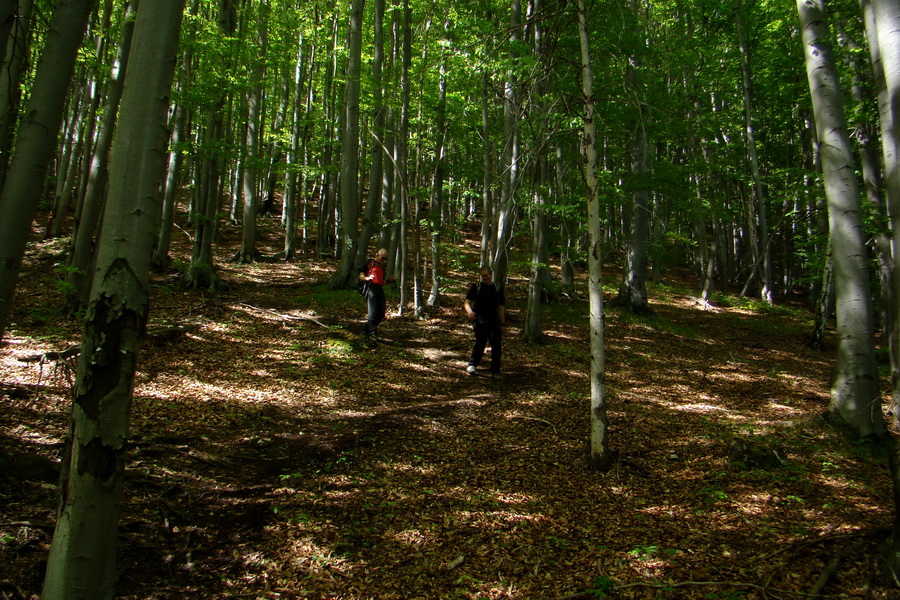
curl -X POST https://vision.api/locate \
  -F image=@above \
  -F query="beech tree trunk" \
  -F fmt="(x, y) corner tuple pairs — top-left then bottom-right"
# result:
(0, 0), (95, 342)
(186, 0), (235, 291)
(579, 0), (611, 472)
(65, 0), (138, 313)
(41, 1), (184, 597)
(866, 0), (900, 426)
(0, 0), (32, 187)
(492, 0), (522, 291)
(330, 0), (365, 289)
(356, 0), (385, 263)
(798, 0), (883, 439)
(427, 45), (447, 307)
(611, 3), (652, 315)
(869, 0), (900, 577)
(736, 0), (774, 304)
(481, 72), (495, 269)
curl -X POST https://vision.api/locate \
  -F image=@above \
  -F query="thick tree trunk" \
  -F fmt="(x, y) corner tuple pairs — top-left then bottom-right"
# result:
(798, 0), (883, 439)
(868, 0), (900, 575)
(41, 1), (184, 597)
(0, 0), (95, 342)
(866, 0), (900, 426)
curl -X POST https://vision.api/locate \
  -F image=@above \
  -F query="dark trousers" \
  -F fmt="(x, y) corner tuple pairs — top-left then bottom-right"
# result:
(364, 284), (386, 335)
(468, 320), (502, 374)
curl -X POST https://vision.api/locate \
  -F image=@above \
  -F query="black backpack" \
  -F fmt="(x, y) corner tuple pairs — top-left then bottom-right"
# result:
(357, 259), (375, 296)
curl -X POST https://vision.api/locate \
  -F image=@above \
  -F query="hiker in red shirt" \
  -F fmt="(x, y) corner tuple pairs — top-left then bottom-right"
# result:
(359, 248), (395, 342)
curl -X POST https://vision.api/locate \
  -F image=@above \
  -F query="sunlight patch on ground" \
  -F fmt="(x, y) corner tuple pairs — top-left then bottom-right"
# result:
(388, 528), (433, 547)
(383, 461), (437, 477)
(765, 398), (805, 414)
(673, 402), (733, 414)
(418, 347), (461, 362)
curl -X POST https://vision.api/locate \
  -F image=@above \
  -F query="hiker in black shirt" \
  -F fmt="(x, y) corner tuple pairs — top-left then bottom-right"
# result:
(463, 267), (505, 381)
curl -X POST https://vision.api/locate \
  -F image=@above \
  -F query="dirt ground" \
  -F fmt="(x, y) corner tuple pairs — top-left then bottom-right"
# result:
(1, 217), (897, 599)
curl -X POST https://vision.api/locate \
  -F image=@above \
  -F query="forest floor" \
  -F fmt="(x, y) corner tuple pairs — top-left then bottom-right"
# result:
(0, 215), (897, 600)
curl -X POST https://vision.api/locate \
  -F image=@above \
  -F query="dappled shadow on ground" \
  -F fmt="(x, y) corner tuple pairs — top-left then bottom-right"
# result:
(0, 222), (895, 599)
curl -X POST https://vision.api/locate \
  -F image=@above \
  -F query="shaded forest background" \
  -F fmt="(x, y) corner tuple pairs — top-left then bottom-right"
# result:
(0, 214), (895, 599)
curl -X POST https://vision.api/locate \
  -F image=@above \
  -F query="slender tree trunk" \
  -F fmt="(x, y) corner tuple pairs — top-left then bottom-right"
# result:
(66, 0), (138, 313)
(427, 41), (447, 307)
(0, 0), (32, 188)
(798, 0), (883, 439)
(283, 31), (307, 261)
(41, 1), (184, 597)
(524, 0), (549, 342)
(356, 0), (385, 264)
(235, 1), (267, 264)
(0, 0), (95, 341)
(579, 0), (611, 472)
(0, 0), (16, 69)
(329, 0), (365, 288)
(493, 0), (522, 290)
(186, 0), (235, 290)
(396, 0), (411, 315)
(737, 0), (774, 304)
(611, 3), (652, 315)
(481, 72), (494, 269)
(153, 74), (189, 269)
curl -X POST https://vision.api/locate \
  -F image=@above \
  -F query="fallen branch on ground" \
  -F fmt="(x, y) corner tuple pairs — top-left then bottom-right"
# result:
(237, 303), (329, 327)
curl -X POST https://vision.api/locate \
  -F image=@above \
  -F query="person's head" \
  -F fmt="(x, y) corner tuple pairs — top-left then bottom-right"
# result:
(480, 267), (493, 284)
(376, 248), (388, 264)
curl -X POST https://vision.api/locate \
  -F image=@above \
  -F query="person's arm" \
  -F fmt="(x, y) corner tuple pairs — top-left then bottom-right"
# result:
(359, 260), (375, 281)
(497, 305), (506, 325)
(464, 298), (476, 321)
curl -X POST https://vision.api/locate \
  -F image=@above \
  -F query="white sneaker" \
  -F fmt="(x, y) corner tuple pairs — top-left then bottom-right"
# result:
(466, 365), (476, 375)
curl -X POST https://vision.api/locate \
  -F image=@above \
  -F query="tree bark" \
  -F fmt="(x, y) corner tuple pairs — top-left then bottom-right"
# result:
(235, 1), (268, 264)
(0, 0), (32, 187)
(185, 0), (235, 291)
(736, 0), (774, 304)
(356, 0), (385, 264)
(492, 0), (522, 291)
(579, 0), (611, 472)
(41, 1), (184, 597)
(0, 0), (95, 341)
(426, 39), (447, 308)
(866, 0), (900, 426)
(65, 0), (138, 313)
(329, 0), (365, 289)
(798, 0), (883, 439)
